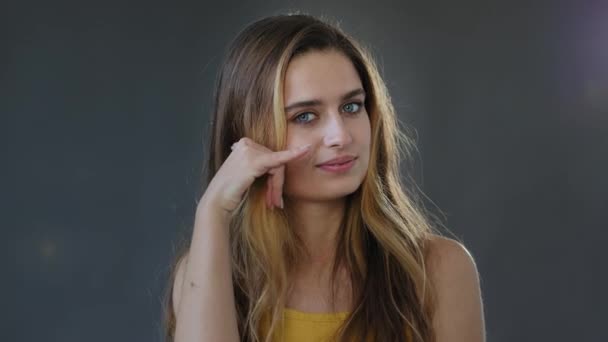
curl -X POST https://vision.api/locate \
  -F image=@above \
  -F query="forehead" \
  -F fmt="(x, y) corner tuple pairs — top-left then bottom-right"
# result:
(283, 50), (362, 104)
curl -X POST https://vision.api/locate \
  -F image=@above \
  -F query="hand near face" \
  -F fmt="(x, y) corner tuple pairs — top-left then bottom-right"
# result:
(202, 137), (311, 214)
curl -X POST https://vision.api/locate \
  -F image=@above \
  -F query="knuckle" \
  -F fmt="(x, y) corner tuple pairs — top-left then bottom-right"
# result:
(244, 151), (256, 165)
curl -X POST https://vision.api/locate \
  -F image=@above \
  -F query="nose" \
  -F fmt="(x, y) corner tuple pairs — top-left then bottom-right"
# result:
(323, 113), (353, 149)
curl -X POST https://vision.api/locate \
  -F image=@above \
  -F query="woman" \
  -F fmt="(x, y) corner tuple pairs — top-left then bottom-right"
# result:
(164, 13), (485, 342)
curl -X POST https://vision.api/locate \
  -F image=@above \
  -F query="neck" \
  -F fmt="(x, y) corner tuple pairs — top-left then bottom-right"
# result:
(286, 196), (346, 271)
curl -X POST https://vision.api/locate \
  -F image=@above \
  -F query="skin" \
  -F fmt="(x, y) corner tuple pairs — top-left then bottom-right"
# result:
(270, 49), (371, 312)
(273, 49), (371, 268)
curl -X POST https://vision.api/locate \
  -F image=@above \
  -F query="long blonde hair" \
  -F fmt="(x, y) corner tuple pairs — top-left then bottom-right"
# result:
(163, 12), (441, 342)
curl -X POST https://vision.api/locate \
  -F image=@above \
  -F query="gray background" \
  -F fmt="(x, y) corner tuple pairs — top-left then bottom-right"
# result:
(3, 0), (607, 341)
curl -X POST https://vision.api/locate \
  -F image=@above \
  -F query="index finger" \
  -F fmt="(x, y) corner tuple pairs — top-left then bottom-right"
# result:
(258, 144), (311, 169)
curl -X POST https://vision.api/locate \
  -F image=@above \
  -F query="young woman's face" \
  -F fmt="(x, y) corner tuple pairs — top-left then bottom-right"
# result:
(282, 49), (371, 202)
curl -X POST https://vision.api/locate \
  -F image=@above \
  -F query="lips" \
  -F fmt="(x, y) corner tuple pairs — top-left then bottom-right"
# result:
(317, 155), (356, 166)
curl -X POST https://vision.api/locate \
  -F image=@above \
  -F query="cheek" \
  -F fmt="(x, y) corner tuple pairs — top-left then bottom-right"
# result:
(283, 152), (314, 189)
(355, 117), (372, 172)
(353, 115), (372, 151)
(360, 113), (372, 141)
(285, 128), (315, 150)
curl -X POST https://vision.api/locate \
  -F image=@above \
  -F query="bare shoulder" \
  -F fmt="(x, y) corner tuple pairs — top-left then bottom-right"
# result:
(172, 252), (189, 316)
(425, 234), (486, 342)
(425, 235), (478, 278)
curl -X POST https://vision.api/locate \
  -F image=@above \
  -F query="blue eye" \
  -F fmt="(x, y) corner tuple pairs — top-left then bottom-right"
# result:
(291, 101), (364, 125)
(294, 112), (316, 124)
(343, 102), (362, 113)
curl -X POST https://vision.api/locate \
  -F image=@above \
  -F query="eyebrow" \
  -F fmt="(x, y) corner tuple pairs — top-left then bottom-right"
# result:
(284, 88), (366, 112)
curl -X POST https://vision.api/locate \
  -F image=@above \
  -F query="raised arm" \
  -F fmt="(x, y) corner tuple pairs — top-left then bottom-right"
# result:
(171, 138), (313, 341)
(172, 199), (240, 342)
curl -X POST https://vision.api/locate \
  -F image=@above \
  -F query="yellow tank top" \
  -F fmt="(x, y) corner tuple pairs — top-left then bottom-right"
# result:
(260, 307), (350, 342)
(259, 308), (413, 341)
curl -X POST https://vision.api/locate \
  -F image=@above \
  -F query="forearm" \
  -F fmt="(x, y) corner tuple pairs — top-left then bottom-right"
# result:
(174, 199), (240, 342)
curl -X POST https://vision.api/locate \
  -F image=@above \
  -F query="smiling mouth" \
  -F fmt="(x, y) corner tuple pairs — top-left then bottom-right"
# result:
(326, 160), (352, 166)
(316, 158), (357, 173)
(316, 156), (357, 167)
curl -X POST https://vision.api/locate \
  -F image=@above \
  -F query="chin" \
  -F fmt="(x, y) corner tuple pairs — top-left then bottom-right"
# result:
(291, 182), (362, 201)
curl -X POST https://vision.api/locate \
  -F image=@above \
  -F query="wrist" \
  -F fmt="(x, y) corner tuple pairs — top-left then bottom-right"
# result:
(196, 194), (231, 223)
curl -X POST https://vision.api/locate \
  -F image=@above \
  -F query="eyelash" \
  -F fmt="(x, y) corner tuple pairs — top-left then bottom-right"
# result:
(292, 101), (364, 125)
